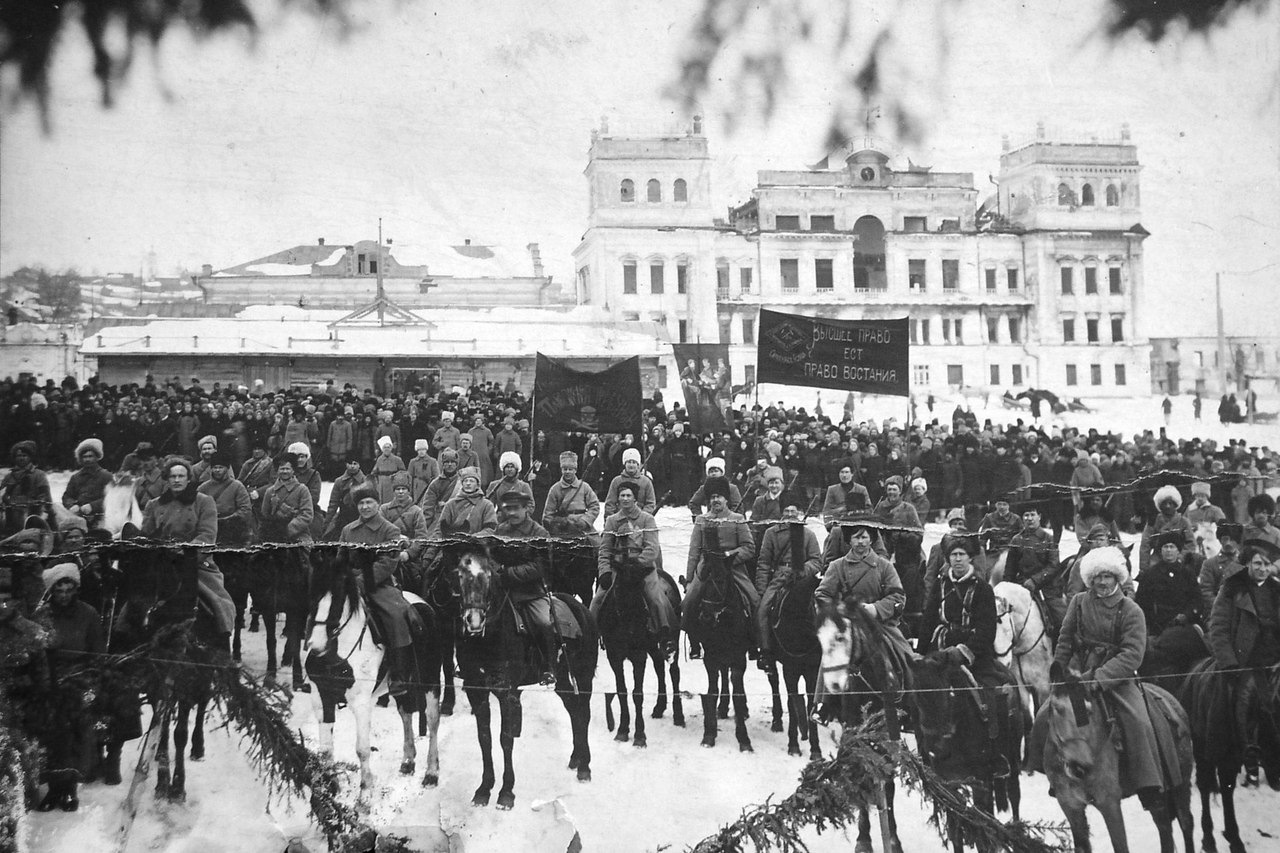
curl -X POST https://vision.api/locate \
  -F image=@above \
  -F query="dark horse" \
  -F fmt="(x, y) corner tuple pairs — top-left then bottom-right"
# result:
(598, 561), (685, 747)
(419, 551), (459, 716)
(763, 569), (823, 760)
(110, 536), (224, 803)
(446, 536), (597, 809)
(1181, 659), (1280, 853)
(684, 549), (754, 752)
(226, 531), (313, 692)
(816, 601), (911, 853)
(909, 655), (1024, 853)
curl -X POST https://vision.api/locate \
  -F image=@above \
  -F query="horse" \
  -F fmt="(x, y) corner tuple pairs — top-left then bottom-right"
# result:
(1180, 660), (1280, 853)
(419, 552), (459, 716)
(816, 601), (913, 853)
(51, 479), (143, 536)
(598, 562), (685, 747)
(449, 537), (597, 809)
(683, 550), (754, 752)
(302, 553), (442, 792)
(909, 655), (1023, 852)
(991, 581), (1053, 736)
(1044, 662), (1194, 853)
(763, 570), (823, 760)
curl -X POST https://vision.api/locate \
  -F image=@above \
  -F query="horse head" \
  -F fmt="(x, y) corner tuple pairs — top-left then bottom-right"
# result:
(910, 655), (960, 763)
(1047, 661), (1106, 781)
(816, 599), (883, 695)
(450, 537), (497, 636)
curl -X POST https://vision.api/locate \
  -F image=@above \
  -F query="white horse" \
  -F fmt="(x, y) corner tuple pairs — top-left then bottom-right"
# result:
(991, 581), (1053, 728)
(50, 476), (143, 536)
(304, 587), (441, 794)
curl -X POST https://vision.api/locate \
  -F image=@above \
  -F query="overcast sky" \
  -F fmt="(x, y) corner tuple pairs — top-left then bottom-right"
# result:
(2, 0), (1277, 336)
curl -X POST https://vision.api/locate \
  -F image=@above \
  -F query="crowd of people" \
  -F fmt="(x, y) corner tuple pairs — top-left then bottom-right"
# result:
(3, 371), (1280, 813)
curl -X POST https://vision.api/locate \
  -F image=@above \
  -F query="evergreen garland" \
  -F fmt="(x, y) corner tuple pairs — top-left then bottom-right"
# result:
(692, 714), (1071, 853)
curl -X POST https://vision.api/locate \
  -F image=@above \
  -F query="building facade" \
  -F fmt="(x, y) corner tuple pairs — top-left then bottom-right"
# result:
(1150, 335), (1280, 397)
(573, 120), (1153, 400)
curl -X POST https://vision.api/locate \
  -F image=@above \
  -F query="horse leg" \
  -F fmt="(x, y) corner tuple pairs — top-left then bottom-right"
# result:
(285, 611), (306, 691)
(469, 688), (495, 806)
(701, 661), (718, 748)
(732, 661), (752, 753)
(804, 670), (822, 761)
(855, 806), (874, 853)
(495, 690), (519, 810)
(1197, 760), (1218, 853)
(561, 672), (592, 782)
(1219, 763), (1244, 853)
(783, 666), (802, 757)
(632, 654), (648, 748)
(1174, 784), (1194, 853)
(882, 778), (902, 853)
(170, 701), (189, 802)
(421, 688), (441, 787)
(190, 697), (206, 761)
(1098, 797), (1130, 853)
(766, 660), (784, 733)
(718, 668), (730, 719)
(230, 588), (247, 662)
(154, 706), (171, 800)
(1061, 802), (1093, 853)
(440, 627), (457, 716)
(651, 646), (668, 719)
(263, 610), (279, 683)
(670, 655), (685, 727)
(611, 654), (630, 742)
(352, 693), (375, 793)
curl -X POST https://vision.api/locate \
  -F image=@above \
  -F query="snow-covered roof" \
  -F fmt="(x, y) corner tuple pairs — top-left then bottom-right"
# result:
(384, 240), (533, 278)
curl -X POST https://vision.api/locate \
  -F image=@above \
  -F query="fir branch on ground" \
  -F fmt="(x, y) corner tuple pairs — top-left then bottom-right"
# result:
(692, 714), (1069, 853)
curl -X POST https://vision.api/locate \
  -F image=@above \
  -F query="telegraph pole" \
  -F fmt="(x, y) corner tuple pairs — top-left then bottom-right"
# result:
(376, 217), (385, 326)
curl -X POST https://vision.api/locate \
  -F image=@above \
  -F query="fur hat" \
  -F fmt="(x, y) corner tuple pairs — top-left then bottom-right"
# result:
(944, 534), (979, 558)
(1247, 493), (1276, 517)
(1085, 523), (1114, 542)
(441, 411), (455, 421)
(376, 435), (394, 451)
(705, 456), (727, 475)
(287, 441), (310, 457)
(439, 448), (459, 463)
(1151, 530), (1186, 553)
(884, 475), (904, 491)
(1190, 481), (1211, 497)
(209, 450), (233, 468)
(75, 438), (104, 459)
(277, 452), (302, 470)
(414, 438), (430, 452)
(458, 466), (481, 483)
(499, 490), (532, 507)
(622, 448), (641, 466)
(1216, 522), (1243, 543)
(42, 563), (81, 592)
(1079, 546), (1130, 587)
(1153, 485), (1183, 509)
(350, 482), (379, 505)
(764, 466), (784, 483)
(499, 451), (522, 473)
(198, 434), (219, 451)
(910, 477), (927, 494)
(58, 515), (88, 534)
(390, 471), (412, 490)
(9, 440), (37, 461)
(945, 507), (966, 527)
(559, 451), (579, 468)
(703, 476), (731, 502)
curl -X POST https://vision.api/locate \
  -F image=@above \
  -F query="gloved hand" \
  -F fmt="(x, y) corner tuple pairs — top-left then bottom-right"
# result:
(1022, 579), (1037, 592)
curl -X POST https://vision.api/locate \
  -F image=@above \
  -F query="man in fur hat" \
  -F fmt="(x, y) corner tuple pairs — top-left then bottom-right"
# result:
(130, 444), (166, 510)
(604, 447), (657, 517)
(485, 450), (533, 507)
(1185, 481), (1226, 527)
(420, 447), (462, 534)
(437, 467), (498, 536)
(597, 480), (673, 652)
(369, 435), (406, 505)
(1243, 493), (1280, 549)
(199, 450), (253, 546)
(755, 502), (821, 664)
(62, 438), (112, 530)
(381, 471), (429, 574)
(191, 434), (219, 483)
(1136, 529), (1204, 675)
(259, 453), (314, 545)
(1199, 522), (1244, 614)
(496, 490), (560, 684)
(682, 475), (757, 658)
(686, 457), (742, 518)
(543, 451), (601, 549)
(1, 440), (51, 535)
(1139, 484), (1195, 574)
(339, 482), (419, 695)
(432, 411), (461, 453)
(407, 439), (439, 503)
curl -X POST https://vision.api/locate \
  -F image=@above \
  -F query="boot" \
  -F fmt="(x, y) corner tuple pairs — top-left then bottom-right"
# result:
(387, 646), (410, 697)
(700, 695), (718, 747)
(539, 632), (558, 687)
(103, 741), (123, 786)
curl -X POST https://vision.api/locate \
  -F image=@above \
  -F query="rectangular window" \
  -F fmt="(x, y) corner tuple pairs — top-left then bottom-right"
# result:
(985, 268), (997, 292)
(904, 216), (927, 232)
(910, 319), (919, 345)
(1012, 364), (1023, 385)
(990, 364), (1000, 385)
(776, 215), (800, 230)
(1194, 351), (1204, 368)
(1109, 267), (1122, 294)
(1008, 316), (1021, 343)
(357, 253), (367, 274)
(716, 264), (730, 296)
(815, 259), (834, 291)
(623, 261), (637, 294)
(920, 318), (931, 344)
(1086, 318), (1099, 343)
(908, 259), (927, 292)
(939, 218), (960, 232)
(719, 319), (731, 344)
(987, 317), (999, 343)
(1090, 364), (1102, 386)
(780, 259), (799, 292)
(1066, 364), (1078, 386)
(742, 318), (755, 344)
(810, 215), (835, 232)
(954, 319), (963, 345)
(1085, 267), (1098, 295)
(947, 364), (964, 385)
(677, 263), (689, 294)
(744, 365), (756, 386)
(650, 262), (664, 294)
(1060, 267), (1073, 295)
(1114, 364), (1127, 385)
(677, 319), (688, 343)
(942, 259), (959, 292)
(913, 364), (930, 386)
(369, 259), (378, 275)
(942, 318), (953, 343)
(1007, 268), (1019, 291)
(1062, 318), (1075, 343)
(739, 268), (752, 294)
(1111, 316), (1124, 342)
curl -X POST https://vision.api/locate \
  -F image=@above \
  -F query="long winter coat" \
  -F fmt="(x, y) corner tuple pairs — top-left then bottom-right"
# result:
(339, 514), (414, 648)
(198, 475), (254, 546)
(141, 483), (236, 634)
(1134, 556), (1201, 636)
(437, 492), (498, 537)
(259, 479), (314, 543)
(917, 568), (998, 669)
(0, 463), (52, 535)
(1208, 570), (1280, 667)
(61, 464), (113, 527)
(369, 452), (406, 504)
(814, 550), (906, 626)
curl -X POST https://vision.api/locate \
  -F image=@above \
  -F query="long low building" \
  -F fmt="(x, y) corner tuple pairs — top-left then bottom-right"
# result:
(83, 305), (670, 397)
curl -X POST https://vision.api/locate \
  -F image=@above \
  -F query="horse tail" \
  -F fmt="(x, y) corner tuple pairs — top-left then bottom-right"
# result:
(993, 774), (1010, 814)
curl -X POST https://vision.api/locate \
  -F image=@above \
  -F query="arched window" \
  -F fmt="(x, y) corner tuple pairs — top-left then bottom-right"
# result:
(1081, 184), (1095, 206)
(1057, 183), (1073, 206)
(673, 178), (688, 202)
(1105, 184), (1119, 206)
(647, 179), (661, 202)
(620, 179), (634, 202)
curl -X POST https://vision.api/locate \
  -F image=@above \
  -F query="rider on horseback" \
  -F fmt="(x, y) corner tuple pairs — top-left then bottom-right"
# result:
(494, 490), (560, 686)
(978, 497), (1023, 557)
(754, 502), (821, 666)
(595, 481), (674, 653)
(917, 535), (1016, 776)
(339, 482), (420, 696)
(1005, 503), (1066, 641)
(814, 520), (910, 656)
(682, 476), (758, 659)
(1136, 530), (1204, 676)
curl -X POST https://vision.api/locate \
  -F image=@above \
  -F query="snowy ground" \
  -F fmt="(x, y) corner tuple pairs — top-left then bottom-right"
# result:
(17, 397), (1280, 852)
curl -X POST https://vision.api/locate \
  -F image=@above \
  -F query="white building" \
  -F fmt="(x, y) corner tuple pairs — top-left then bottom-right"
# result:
(573, 120), (1152, 399)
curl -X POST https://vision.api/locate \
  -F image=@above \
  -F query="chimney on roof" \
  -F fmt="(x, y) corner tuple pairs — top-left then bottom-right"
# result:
(692, 115), (703, 135)
(464, 238), (471, 246)
(527, 243), (544, 278)
(318, 237), (325, 246)
(201, 264), (213, 278)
